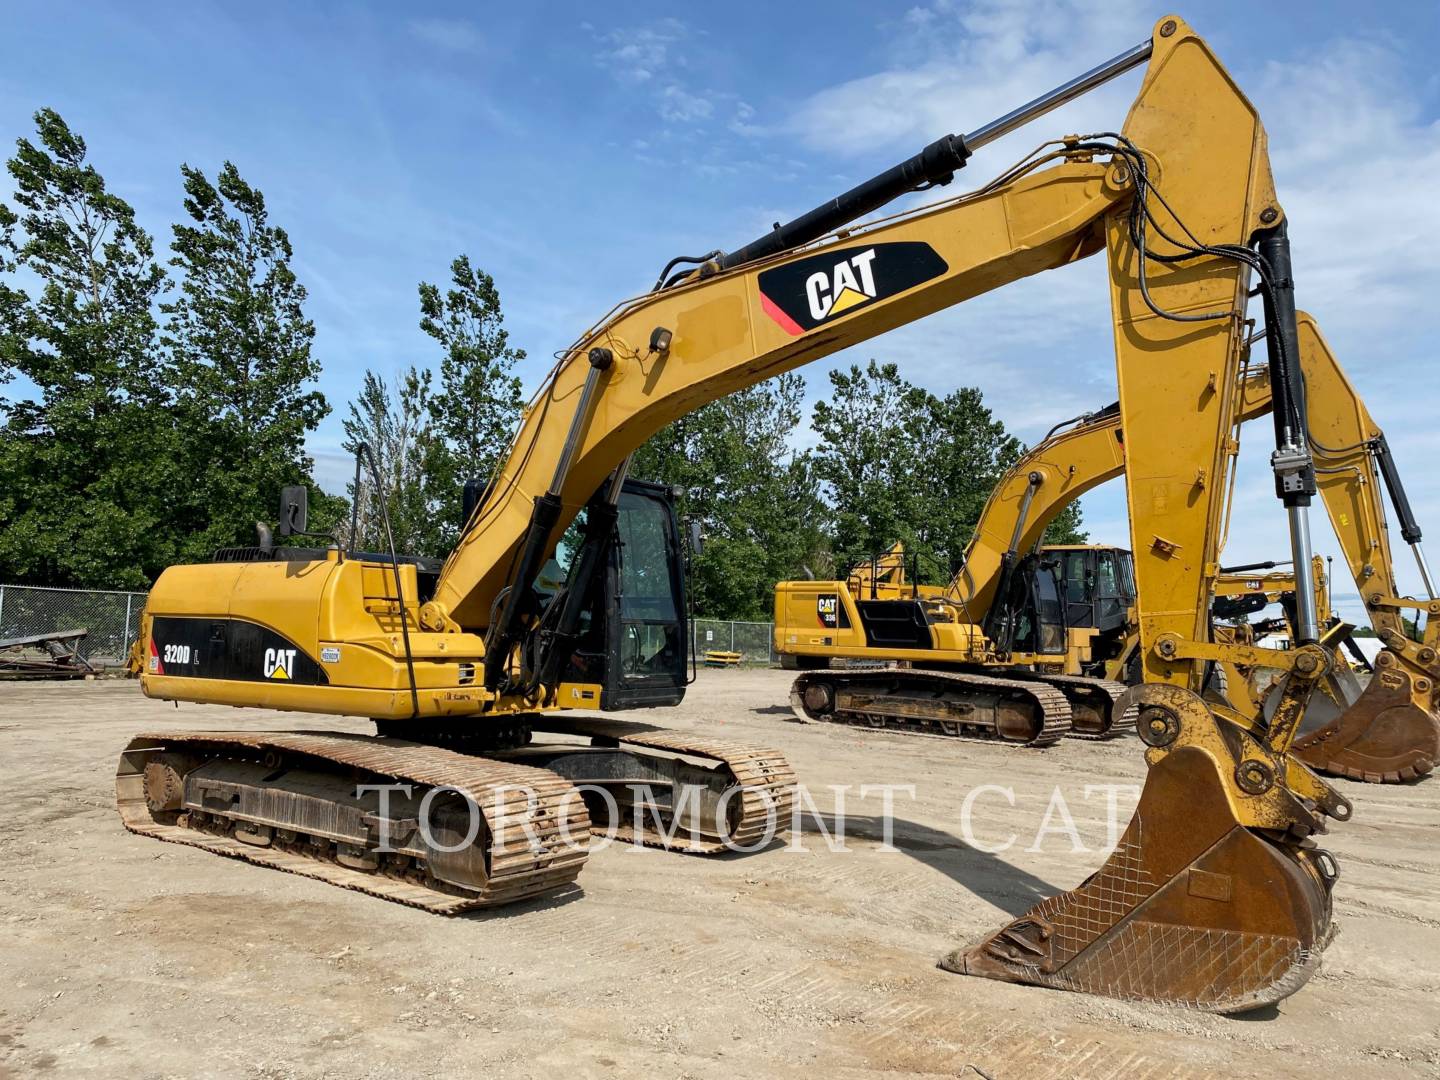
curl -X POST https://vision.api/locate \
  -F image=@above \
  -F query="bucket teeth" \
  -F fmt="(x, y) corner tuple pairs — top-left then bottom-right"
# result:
(947, 689), (1340, 1014)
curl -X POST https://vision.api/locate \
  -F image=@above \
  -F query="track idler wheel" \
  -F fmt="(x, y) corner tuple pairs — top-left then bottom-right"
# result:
(789, 674), (835, 722)
(944, 684), (1347, 1013)
(1292, 650), (1440, 783)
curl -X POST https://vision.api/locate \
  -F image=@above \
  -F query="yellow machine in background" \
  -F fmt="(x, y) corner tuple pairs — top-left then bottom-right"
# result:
(781, 311), (1439, 782)
(774, 403), (1143, 742)
(124, 17), (1378, 1012)
(1209, 557), (1351, 712)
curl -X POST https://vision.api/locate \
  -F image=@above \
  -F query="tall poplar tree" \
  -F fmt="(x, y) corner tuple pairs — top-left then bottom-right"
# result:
(419, 255), (525, 548)
(0, 108), (170, 587)
(163, 161), (334, 556)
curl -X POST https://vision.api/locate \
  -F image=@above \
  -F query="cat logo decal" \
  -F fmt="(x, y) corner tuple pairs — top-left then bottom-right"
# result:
(758, 242), (948, 336)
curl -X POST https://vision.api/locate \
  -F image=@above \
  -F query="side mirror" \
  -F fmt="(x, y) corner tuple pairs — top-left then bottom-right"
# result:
(278, 485), (309, 537)
(688, 520), (704, 555)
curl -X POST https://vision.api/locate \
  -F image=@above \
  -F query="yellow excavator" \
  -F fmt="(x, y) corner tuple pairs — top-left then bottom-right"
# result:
(779, 312), (1438, 780)
(775, 404), (1143, 741)
(124, 17), (1377, 1012)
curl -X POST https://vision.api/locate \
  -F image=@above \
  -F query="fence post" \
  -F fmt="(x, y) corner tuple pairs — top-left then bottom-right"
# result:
(730, 621), (735, 652)
(0, 583), (5, 633)
(124, 592), (134, 649)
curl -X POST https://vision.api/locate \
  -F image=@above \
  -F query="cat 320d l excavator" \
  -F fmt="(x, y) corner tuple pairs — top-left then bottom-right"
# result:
(124, 17), (1379, 1012)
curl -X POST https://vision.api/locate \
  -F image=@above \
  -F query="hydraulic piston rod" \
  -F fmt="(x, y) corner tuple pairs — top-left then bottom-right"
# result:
(1373, 432), (1438, 600)
(962, 40), (1153, 150)
(718, 39), (1153, 271)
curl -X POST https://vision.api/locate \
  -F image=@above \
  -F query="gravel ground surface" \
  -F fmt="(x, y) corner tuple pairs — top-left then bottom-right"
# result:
(1, 669), (1437, 1079)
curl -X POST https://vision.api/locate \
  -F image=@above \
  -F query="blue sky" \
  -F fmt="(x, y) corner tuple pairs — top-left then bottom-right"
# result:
(5, 0), (1440, 619)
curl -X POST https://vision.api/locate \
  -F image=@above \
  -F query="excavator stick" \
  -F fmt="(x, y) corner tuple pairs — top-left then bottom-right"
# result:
(1292, 649), (1440, 782)
(947, 681), (1348, 1012)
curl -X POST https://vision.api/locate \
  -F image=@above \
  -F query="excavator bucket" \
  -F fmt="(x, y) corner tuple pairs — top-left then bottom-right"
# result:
(943, 683), (1347, 1013)
(1292, 649), (1440, 783)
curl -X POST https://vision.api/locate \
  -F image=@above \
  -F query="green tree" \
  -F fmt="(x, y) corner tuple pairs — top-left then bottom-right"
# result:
(809, 360), (1080, 583)
(809, 361), (937, 572)
(341, 367), (435, 553)
(634, 373), (824, 619)
(0, 108), (171, 587)
(419, 255), (525, 548)
(1040, 497), (1086, 545)
(163, 161), (334, 556)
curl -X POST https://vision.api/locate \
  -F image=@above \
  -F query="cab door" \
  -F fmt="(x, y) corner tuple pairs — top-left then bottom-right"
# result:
(602, 481), (689, 709)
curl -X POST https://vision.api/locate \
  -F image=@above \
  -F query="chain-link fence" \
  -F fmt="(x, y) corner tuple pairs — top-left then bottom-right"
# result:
(0, 584), (146, 666)
(0, 583), (780, 669)
(691, 618), (777, 664)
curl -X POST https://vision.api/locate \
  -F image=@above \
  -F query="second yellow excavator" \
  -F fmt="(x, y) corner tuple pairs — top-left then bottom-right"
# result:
(775, 407), (1141, 743)
(776, 313), (1439, 781)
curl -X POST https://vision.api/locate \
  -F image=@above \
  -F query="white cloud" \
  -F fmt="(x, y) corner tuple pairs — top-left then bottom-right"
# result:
(589, 18), (733, 134)
(594, 18), (689, 86)
(658, 84), (714, 124)
(779, 0), (1157, 162)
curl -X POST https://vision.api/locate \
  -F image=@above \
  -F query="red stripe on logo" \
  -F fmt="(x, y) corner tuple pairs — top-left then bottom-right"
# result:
(760, 291), (804, 336)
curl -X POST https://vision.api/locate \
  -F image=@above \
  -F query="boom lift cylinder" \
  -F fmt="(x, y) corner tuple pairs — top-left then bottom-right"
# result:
(717, 39), (1153, 273)
(1374, 433), (1438, 598)
(482, 346), (613, 691)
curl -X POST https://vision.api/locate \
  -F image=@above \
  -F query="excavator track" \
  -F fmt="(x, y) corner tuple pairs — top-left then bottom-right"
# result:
(789, 668), (1072, 747)
(117, 731), (590, 913)
(1010, 673), (1138, 739)
(520, 716), (797, 852)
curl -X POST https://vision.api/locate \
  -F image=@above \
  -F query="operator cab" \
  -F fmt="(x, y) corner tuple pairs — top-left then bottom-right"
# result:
(989, 553), (1068, 656)
(541, 479), (690, 710)
(1051, 546), (1136, 634)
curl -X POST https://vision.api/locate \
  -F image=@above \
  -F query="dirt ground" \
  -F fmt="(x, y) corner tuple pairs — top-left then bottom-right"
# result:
(1, 669), (1437, 1079)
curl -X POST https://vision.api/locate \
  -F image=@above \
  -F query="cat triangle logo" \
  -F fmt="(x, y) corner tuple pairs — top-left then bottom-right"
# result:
(756, 240), (949, 337)
(263, 647), (297, 680)
(827, 285), (870, 316)
(805, 248), (877, 322)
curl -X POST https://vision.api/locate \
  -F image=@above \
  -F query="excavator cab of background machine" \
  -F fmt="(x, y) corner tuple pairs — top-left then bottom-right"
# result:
(1055, 547), (1135, 635)
(990, 553), (1068, 656)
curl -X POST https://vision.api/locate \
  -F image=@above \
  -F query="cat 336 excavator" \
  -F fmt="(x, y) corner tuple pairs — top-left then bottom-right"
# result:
(775, 404), (1142, 744)
(778, 314), (1440, 782)
(124, 16), (1391, 1012)
(777, 535), (1139, 741)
